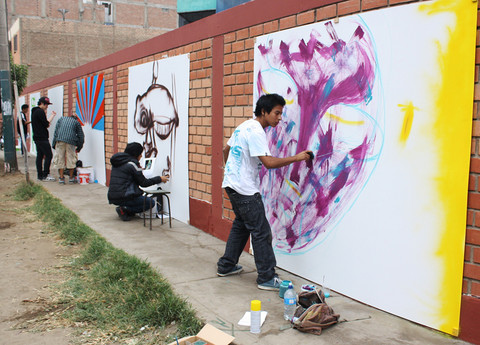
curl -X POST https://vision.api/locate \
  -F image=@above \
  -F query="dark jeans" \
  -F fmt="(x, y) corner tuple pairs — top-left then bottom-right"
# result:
(18, 135), (26, 155)
(217, 187), (276, 284)
(119, 195), (154, 215)
(35, 140), (53, 179)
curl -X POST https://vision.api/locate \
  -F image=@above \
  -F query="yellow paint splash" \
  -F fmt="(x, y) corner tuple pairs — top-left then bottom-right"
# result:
(419, 0), (477, 335)
(324, 112), (365, 125)
(261, 87), (295, 105)
(285, 179), (301, 197)
(398, 102), (418, 144)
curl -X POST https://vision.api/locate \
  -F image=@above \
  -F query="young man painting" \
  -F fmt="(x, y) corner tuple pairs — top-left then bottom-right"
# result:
(217, 93), (312, 290)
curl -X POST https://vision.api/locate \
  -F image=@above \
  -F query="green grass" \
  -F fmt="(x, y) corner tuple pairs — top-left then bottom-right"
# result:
(13, 181), (43, 201)
(16, 181), (202, 343)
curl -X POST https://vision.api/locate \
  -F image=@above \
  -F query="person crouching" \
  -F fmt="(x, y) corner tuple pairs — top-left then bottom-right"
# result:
(107, 142), (169, 221)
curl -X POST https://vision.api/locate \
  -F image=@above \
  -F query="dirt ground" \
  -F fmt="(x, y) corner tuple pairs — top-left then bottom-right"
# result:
(0, 169), (75, 345)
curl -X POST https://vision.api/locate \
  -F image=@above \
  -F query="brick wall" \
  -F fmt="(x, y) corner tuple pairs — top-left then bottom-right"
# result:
(20, 1), (480, 342)
(8, 0), (177, 86)
(113, 62), (131, 162)
(17, 18), (170, 85)
(9, 0), (177, 28)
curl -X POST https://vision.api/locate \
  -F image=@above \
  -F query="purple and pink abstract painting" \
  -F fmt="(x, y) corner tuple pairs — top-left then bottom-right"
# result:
(255, 20), (384, 253)
(253, 1), (476, 333)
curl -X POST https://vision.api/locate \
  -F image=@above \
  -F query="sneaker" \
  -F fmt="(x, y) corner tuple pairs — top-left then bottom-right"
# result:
(69, 177), (78, 184)
(116, 206), (132, 221)
(59, 178), (65, 185)
(217, 265), (243, 277)
(43, 175), (56, 182)
(258, 276), (282, 291)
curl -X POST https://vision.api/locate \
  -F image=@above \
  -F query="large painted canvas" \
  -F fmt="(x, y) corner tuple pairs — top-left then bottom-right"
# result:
(47, 85), (64, 149)
(76, 74), (106, 185)
(127, 55), (190, 223)
(253, 0), (476, 335)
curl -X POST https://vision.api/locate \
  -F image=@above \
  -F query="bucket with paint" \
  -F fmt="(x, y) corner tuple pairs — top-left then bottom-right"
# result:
(78, 173), (89, 185)
(77, 167), (94, 184)
(77, 167), (91, 185)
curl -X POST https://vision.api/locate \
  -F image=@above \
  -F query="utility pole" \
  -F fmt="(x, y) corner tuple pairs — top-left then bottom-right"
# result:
(0, 0), (17, 172)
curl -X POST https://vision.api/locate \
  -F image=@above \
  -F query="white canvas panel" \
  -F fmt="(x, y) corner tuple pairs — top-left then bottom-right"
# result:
(28, 92), (40, 154)
(127, 54), (190, 224)
(253, 0), (475, 334)
(47, 85), (64, 149)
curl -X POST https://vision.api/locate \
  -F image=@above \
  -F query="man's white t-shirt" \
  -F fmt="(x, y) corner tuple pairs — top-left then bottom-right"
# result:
(222, 119), (271, 195)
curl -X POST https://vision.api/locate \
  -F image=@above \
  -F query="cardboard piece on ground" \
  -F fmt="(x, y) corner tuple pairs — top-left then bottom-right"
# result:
(167, 324), (234, 345)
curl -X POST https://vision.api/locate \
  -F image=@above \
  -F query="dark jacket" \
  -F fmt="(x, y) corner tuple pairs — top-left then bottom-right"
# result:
(31, 106), (49, 142)
(107, 152), (163, 205)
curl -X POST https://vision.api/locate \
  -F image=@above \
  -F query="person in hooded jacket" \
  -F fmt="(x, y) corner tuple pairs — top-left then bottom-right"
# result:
(107, 142), (169, 221)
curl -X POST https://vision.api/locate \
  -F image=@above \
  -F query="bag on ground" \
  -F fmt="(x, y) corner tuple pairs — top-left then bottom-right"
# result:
(292, 289), (340, 335)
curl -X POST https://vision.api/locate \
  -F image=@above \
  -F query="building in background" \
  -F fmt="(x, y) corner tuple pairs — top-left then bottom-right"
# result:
(177, 0), (249, 26)
(8, 0), (178, 86)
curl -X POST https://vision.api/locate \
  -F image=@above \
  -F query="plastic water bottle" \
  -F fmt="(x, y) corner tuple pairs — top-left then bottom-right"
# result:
(283, 283), (296, 321)
(250, 300), (261, 333)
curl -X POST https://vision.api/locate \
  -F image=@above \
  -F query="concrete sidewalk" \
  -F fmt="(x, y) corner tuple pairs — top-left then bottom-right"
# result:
(11, 152), (470, 345)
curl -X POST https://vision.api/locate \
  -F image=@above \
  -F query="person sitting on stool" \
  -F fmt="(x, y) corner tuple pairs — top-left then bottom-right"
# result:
(107, 142), (169, 221)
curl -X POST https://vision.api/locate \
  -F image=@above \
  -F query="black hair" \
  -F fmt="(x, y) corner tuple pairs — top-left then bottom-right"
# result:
(254, 93), (286, 117)
(21, 104), (28, 110)
(124, 142), (143, 157)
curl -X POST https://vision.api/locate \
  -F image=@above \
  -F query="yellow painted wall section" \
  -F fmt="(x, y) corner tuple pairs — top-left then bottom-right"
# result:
(419, 0), (477, 335)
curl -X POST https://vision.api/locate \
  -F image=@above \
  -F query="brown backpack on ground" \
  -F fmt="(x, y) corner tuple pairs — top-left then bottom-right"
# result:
(292, 289), (340, 335)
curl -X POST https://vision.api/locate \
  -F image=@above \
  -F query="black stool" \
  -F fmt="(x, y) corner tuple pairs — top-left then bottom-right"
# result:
(142, 189), (171, 230)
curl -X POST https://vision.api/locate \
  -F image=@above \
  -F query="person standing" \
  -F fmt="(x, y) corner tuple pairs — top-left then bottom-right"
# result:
(17, 104), (30, 155)
(217, 93), (312, 291)
(31, 96), (56, 181)
(107, 142), (169, 221)
(52, 113), (85, 184)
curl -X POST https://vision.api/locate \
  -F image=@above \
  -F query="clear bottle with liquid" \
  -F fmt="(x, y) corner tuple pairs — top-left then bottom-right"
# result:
(283, 283), (296, 321)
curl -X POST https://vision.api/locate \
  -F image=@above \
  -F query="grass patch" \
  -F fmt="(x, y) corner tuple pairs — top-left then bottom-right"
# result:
(13, 181), (43, 201)
(17, 182), (202, 343)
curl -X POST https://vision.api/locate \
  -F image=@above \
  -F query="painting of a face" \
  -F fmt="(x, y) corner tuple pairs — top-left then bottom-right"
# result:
(134, 84), (179, 159)
(127, 55), (191, 224)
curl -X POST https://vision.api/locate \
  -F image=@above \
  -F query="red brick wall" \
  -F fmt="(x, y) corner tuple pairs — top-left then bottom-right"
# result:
(116, 3), (145, 26)
(9, 0), (177, 27)
(20, 1), (480, 342)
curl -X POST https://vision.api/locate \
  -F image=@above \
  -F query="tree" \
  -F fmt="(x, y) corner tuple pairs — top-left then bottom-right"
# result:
(10, 53), (28, 98)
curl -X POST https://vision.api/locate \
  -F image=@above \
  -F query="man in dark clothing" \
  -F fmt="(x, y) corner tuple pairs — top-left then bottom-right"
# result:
(107, 142), (169, 221)
(17, 104), (30, 155)
(31, 96), (57, 181)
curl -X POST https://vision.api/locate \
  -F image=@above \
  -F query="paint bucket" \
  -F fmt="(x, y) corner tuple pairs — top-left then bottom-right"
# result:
(77, 167), (94, 184)
(78, 173), (89, 185)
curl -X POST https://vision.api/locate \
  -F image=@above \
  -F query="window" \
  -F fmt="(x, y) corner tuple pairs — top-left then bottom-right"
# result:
(98, 1), (113, 25)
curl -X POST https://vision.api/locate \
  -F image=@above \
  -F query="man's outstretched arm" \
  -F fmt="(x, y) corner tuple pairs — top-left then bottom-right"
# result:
(259, 150), (312, 169)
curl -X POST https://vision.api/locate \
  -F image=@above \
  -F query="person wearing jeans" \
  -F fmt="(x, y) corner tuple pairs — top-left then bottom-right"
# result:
(217, 94), (312, 291)
(107, 142), (169, 221)
(31, 97), (56, 181)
